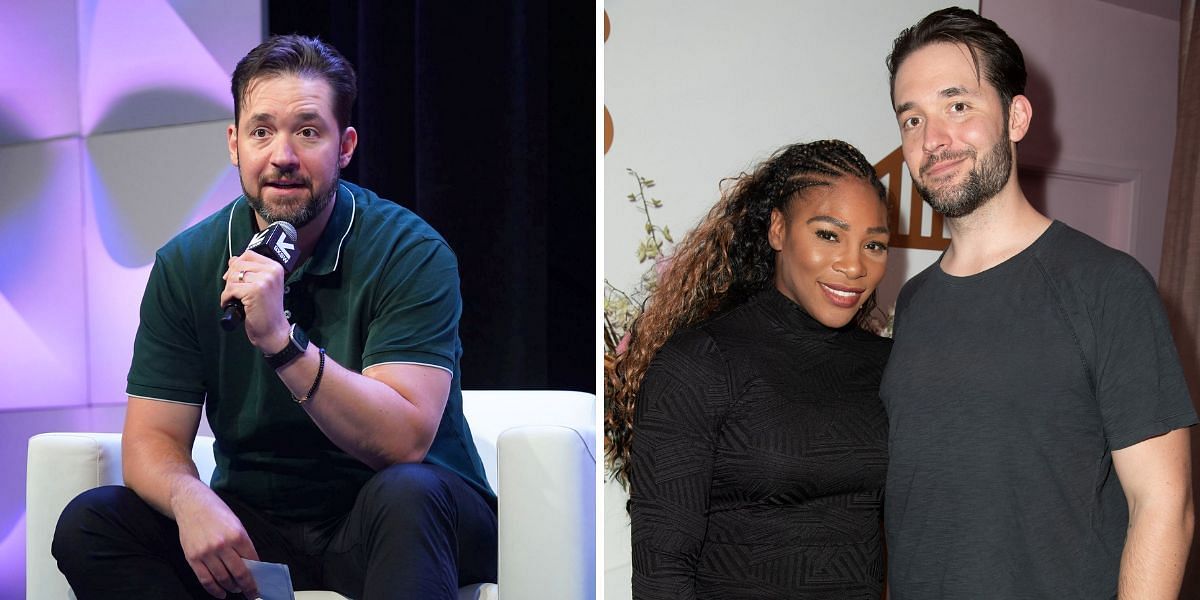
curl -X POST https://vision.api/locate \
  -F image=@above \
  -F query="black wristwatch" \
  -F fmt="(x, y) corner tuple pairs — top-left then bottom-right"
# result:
(264, 323), (309, 369)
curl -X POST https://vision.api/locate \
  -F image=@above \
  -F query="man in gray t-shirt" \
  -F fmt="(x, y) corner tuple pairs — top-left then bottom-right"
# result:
(881, 8), (1196, 599)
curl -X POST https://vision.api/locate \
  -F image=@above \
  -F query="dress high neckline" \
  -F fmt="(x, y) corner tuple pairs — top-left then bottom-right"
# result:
(751, 287), (852, 341)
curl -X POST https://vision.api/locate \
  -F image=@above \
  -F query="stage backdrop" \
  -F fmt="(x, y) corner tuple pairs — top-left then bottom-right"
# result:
(0, 1), (262, 595)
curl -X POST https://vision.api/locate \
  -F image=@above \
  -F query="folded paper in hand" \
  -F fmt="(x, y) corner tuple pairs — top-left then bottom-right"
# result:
(244, 559), (295, 600)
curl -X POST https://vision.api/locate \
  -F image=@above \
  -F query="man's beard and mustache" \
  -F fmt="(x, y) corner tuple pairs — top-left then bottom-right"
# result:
(243, 167), (338, 228)
(915, 135), (1013, 218)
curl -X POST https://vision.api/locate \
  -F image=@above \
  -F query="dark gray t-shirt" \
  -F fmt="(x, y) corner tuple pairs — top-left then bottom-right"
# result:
(881, 221), (1196, 600)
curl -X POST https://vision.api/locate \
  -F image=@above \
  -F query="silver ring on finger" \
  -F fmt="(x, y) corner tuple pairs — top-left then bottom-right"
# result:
(238, 270), (246, 283)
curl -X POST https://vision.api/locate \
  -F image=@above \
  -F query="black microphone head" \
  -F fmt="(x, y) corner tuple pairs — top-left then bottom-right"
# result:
(273, 221), (298, 242)
(245, 221), (301, 273)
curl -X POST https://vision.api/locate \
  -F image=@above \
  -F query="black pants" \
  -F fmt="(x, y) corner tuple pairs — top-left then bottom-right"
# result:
(52, 463), (497, 600)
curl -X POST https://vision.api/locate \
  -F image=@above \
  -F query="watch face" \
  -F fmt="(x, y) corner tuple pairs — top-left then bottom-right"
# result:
(291, 324), (309, 350)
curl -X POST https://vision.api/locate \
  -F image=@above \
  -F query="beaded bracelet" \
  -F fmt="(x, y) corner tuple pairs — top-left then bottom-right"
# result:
(293, 347), (325, 405)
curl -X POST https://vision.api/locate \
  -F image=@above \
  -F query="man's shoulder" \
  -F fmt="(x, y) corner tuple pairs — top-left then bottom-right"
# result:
(156, 198), (243, 264)
(1037, 221), (1129, 261)
(343, 181), (449, 249)
(1031, 221), (1153, 293)
(895, 259), (941, 308)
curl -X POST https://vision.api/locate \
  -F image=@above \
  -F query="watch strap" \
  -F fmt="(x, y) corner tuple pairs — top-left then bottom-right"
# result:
(265, 324), (307, 369)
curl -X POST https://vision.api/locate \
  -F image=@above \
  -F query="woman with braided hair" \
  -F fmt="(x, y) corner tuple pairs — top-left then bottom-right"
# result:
(607, 139), (892, 599)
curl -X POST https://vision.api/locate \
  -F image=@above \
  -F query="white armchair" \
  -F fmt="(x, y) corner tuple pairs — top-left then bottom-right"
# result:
(27, 390), (596, 600)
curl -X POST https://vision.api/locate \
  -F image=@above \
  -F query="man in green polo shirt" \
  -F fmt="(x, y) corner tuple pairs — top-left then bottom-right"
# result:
(53, 35), (497, 599)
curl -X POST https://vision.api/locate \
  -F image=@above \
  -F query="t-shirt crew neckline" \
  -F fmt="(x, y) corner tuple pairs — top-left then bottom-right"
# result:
(933, 219), (1062, 285)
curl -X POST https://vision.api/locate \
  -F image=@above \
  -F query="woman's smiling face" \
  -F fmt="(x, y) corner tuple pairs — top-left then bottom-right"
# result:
(769, 177), (890, 328)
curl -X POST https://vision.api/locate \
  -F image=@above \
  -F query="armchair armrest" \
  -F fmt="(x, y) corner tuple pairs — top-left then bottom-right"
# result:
(26, 432), (217, 600)
(497, 425), (596, 600)
(27, 433), (124, 600)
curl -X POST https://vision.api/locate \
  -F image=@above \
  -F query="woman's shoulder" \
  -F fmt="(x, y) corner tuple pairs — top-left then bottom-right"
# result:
(659, 303), (761, 359)
(638, 323), (747, 429)
(847, 327), (893, 364)
(655, 323), (725, 368)
(644, 319), (748, 392)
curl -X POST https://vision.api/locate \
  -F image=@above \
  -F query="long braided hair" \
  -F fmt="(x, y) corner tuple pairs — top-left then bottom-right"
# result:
(605, 139), (887, 487)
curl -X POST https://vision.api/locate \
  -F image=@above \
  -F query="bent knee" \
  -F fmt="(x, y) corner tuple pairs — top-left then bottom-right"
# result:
(52, 486), (138, 565)
(361, 463), (456, 512)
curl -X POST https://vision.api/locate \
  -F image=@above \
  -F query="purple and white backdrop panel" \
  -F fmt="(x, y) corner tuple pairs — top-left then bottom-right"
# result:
(0, 1), (262, 596)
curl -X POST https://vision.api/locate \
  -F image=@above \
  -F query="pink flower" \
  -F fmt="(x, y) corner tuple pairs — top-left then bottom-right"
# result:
(654, 255), (673, 278)
(616, 332), (632, 355)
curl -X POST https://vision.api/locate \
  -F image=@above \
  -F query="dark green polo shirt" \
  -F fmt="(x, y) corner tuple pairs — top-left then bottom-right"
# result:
(127, 180), (494, 521)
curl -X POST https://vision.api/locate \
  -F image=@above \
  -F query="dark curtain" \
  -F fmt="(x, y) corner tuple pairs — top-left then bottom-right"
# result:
(268, 1), (595, 392)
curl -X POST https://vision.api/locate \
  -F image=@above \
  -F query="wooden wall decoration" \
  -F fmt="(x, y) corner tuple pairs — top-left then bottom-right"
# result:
(874, 146), (951, 251)
(604, 11), (614, 155)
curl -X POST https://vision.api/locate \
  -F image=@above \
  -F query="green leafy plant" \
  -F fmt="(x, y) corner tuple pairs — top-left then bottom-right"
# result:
(604, 169), (675, 399)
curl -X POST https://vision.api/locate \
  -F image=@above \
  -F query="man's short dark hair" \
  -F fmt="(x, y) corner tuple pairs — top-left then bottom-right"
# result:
(886, 7), (1026, 115)
(231, 34), (357, 131)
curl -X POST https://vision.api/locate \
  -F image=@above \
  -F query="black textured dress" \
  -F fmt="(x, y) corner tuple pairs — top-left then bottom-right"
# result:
(629, 288), (891, 599)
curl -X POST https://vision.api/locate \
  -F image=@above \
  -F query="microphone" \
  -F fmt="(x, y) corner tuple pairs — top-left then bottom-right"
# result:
(219, 221), (300, 331)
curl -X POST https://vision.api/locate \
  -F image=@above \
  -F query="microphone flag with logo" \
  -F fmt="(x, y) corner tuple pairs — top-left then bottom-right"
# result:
(219, 221), (300, 331)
